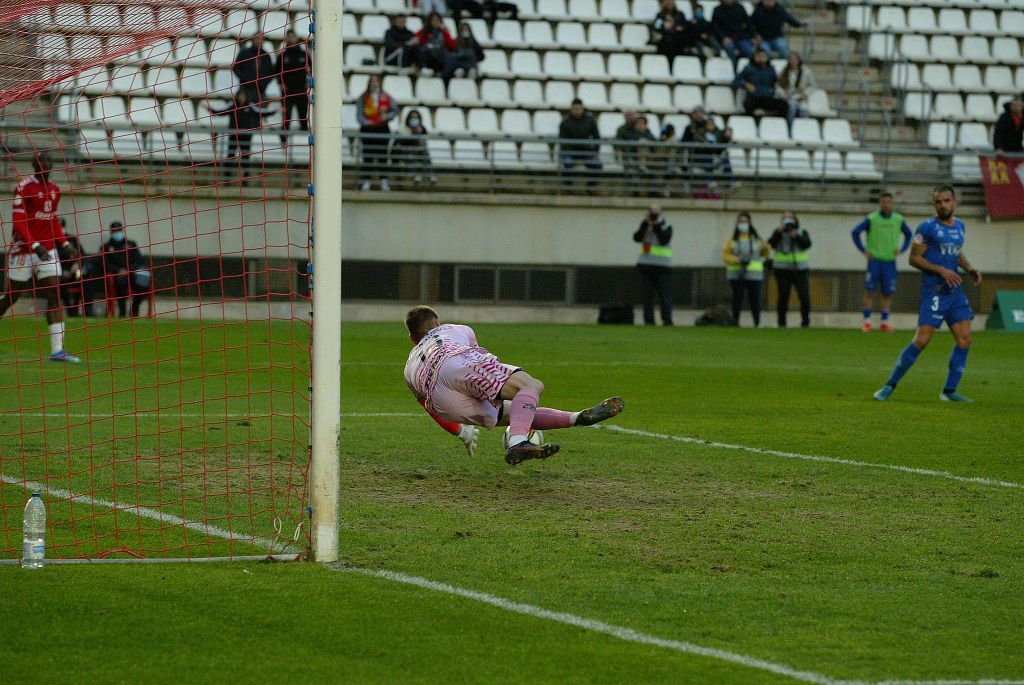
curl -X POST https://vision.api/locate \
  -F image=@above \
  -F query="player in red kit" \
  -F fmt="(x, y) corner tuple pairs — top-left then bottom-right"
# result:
(0, 153), (80, 362)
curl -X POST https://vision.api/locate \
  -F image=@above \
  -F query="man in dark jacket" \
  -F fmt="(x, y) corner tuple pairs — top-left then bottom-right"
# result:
(767, 211), (812, 328)
(559, 98), (602, 185)
(276, 30), (310, 132)
(383, 15), (417, 67)
(233, 34), (274, 102)
(712, 0), (754, 64)
(101, 222), (152, 318)
(750, 0), (803, 59)
(633, 205), (674, 326)
(733, 48), (788, 118)
(993, 98), (1024, 155)
(684, 1), (723, 57)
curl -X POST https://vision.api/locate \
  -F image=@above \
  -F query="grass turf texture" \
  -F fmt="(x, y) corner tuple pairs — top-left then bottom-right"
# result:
(3, 320), (1024, 683)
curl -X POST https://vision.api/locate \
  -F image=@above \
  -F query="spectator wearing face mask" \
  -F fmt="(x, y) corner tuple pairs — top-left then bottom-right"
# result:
(445, 21), (484, 80)
(393, 108), (435, 185)
(722, 212), (770, 327)
(101, 222), (153, 318)
(684, 1), (723, 57)
(767, 211), (812, 328)
(733, 48), (788, 119)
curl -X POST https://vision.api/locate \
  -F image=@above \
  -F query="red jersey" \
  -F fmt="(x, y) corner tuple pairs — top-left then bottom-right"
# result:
(11, 175), (67, 254)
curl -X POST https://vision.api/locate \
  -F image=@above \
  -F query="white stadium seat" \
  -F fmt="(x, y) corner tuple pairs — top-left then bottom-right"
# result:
(491, 20), (524, 45)
(512, 79), (544, 106)
(480, 79), (513, 106)
(780, 149), (813, 176)
(705, 86), (739, 114)
(937, 9), (968, 36)
(845, 151), (878, 178)
(501, 110), (533, 135)
(434, 107), (467, 134)
(969, 9), (1000, 36)
(544, 80), (576, 106)
(727, 115), (758, 143)
(618, 23), (650, 47)
(596, 112), (622, 139)
(958, 122), (991, 149)
(704, 57), (734, 84)
(533, 110), (562, 135)
(554, 22), (587, 49)
(921, 64), (954, 92)
(758, 117), (789, 143)
(672, 55), (704, 83)
(466, 108), (499, 135)
(934, 93), (966, 120)
(588, 23), (620, 48)
(1001, 11), (1024, 35)
(608, 53), (640, 81)
(384, 75), (414, 102)
(992, 38), (1023, 65)
(577, 82), (609, 108)
(568, 0), (600, 20)
(899, 35), (929, 62)
(875, 7), (905, 31)
(448, 78), (480, 106)
(984, 66), (1015, 92)
(639, 54), (671, 81)
(481, 50), (511, 77)
(906, 7), (936, 33)
(960, 37), (993, 64)
(641, 84), (672, 111)
(673, 84), (703, 110)
(524, 21), (556, 48)
(609, 82), (639, 108)
(890, 62), (920, 91)
(952, 65), (985, 93)
(415, 77), (448, 106)
(927, 121), (957, 149)
(929, 35), (964, 64)
(965, 95), (996, 123)
(600, 0), (631, 21)
(536, 51), (568, 79)
(575, 52), (606, 79)
(149, 67), (180, 97)
(904, 92), (932, 120)
(823, 119), (855, 145)
(791, 118), (822, 145)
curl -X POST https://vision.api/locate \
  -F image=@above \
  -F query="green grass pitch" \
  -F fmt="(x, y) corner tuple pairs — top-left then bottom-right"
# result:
(2, 320), (1023, 683)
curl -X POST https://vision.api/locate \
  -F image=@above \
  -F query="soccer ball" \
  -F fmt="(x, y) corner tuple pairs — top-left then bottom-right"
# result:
(502, 427), (544, 450)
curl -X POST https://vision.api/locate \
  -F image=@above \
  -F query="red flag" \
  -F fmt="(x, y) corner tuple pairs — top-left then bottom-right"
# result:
(980, 155), (1024, 219)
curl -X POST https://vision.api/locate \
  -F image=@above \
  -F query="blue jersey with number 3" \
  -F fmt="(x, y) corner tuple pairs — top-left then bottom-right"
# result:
(913, 217), (965, 292)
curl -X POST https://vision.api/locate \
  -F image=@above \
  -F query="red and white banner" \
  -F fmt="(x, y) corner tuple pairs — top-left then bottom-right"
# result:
(980, 155), (1024, 219)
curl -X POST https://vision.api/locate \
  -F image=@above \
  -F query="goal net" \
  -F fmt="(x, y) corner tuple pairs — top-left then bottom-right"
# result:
(0, 1), (317, 562)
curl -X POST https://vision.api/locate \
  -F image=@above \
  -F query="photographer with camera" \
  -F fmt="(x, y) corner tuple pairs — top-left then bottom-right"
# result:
(722, 211), (770, 327)
(633, 204), (674, 326)
(768, 210), (812, 328)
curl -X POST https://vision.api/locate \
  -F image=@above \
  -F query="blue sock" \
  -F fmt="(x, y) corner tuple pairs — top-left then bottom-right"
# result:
(881, 310), (890, 322)
(944, 346), (969, 394)
(863, 308), (872, 322)
(887, 343), (922, 387)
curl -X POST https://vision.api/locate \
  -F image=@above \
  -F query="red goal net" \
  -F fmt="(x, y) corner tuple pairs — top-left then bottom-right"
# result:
(0, 1), (314, 561)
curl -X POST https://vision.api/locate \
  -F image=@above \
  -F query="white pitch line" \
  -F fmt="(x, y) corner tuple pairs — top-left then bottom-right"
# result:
(595, 425), (1024, 491)
(332, 564), (849, 685)
(0, 475), (287, 553)
(0, 411), (421, 419)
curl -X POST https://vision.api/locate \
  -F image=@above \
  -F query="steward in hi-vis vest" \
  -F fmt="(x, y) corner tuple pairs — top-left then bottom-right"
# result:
(633, 205), (674, 326)
(768, 211), (812, 328)
(722, 211), (771, 328)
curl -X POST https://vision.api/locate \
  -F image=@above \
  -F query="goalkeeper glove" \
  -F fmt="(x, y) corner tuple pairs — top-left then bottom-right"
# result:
(457, 425), (479, 458)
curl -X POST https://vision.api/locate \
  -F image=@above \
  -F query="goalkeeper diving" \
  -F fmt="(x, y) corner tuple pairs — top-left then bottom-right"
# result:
(403, 306), (625, 465)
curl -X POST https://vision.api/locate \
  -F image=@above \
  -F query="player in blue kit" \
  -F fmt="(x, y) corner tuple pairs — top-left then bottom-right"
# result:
(874, 185), (982, 402)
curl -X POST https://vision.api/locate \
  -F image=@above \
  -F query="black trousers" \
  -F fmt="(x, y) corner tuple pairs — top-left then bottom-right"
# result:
(774, 268), (810, 328)
(225, 132), (253, 176)
(282, 93), (309, 131)
(637, 264), (673, 325)
(111, 274), (152, 318)
(743, 95), (789, 118)
(730, 279), (762, 327)
(360, 123), (391, 179)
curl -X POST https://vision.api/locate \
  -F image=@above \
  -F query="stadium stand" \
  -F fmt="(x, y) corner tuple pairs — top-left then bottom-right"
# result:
(26, 0), (1024, 196)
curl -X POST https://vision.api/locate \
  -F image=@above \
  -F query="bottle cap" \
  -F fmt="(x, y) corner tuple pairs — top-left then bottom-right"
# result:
(32, 492), (41, 497)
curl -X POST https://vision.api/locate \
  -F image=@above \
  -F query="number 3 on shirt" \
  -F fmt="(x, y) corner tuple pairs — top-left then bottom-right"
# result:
(930, 295), (940, 312)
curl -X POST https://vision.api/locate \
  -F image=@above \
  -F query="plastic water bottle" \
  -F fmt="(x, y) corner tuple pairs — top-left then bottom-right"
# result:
(21, 493), (45, 569)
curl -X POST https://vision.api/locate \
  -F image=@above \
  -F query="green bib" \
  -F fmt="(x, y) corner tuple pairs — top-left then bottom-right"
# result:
(865, 211), (904, 263)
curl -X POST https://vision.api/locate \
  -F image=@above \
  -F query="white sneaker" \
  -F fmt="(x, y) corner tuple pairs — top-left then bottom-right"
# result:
(360, 180), (371, 191)
(380, 178), (391, 191)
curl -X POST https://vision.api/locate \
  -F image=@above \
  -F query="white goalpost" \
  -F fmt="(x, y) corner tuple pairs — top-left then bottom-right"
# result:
(309, 0), (343, 563)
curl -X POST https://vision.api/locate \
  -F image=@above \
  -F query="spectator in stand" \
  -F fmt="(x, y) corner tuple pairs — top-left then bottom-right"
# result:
(355, 74), (398, 192)
(232, 34), (274, 102)
(101, 222), (152, 318)
(680, 106), (707, 190)
(750, 0), (803, 60)
(684, 1), (724, 58)
(687, 115), (723, 198)
(733, 48), (788, 119)
(384, 15), (417, 67)
(393, 109), (435, 185)
(767, 210), (812, 328)
(649, 124), (678, 197)
(722, 212), (770, 327)
(651, 0), (690, 58)
(409, 12), (456, 75)
(203, 89), (275, 184)
(445, 22), (484, 80)
(712, 0), (755, 65)
(717, 125), (735, 188)
(419, 0), (449, 16)
(276, 30), (311, 134)
(994, 98), (1024, 156)
(482, 0), (519, 20)
(614, 109), (637, 162)
(777, 51), (816, 129)
(450, 0), (484, 18)
(558, 98), (602, 186)
(624, 115), (656, 193)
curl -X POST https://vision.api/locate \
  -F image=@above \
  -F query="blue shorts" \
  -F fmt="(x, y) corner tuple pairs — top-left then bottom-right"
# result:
(865, 259), (897, 295)
(918, 286), (974, 328)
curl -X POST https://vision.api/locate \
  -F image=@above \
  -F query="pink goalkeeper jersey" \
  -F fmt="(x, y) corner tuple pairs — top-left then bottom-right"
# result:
(404, 323), (480, 401)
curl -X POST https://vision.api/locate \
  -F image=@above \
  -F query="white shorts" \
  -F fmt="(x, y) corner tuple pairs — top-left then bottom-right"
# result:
(7, 249), (61, 282)
(426, 351), (519, 429)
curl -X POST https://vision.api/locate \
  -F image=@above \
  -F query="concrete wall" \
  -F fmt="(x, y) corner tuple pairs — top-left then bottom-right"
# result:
(341, 195), (1024, 275)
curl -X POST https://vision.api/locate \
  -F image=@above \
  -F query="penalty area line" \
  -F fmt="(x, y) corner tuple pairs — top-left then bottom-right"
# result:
(594, 425), (1024, 491)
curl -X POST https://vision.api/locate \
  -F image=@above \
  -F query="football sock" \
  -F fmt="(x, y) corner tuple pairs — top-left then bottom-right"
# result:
(943, 346), (969, 394)
(508, 389), (540, 444)
(48, 322), (64, 354)
(886, 342), (922, 388)
(863, 308), (872, 322)
(531, 408), (574, 430)
(881, 310), (890, 322)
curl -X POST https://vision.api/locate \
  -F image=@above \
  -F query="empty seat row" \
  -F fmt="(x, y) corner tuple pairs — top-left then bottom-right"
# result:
(926, 121), (993, 150)
(25, 6), (309, 40)
(344, 0), (751, 23)
(905, 92), (1016, 123)
(73, 66), (268, 100)
(77, 127), (308, 165)
(867, 33), (1024, 64)
(891, 63), (1024, 94)
(848, 5), (1024, 35)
